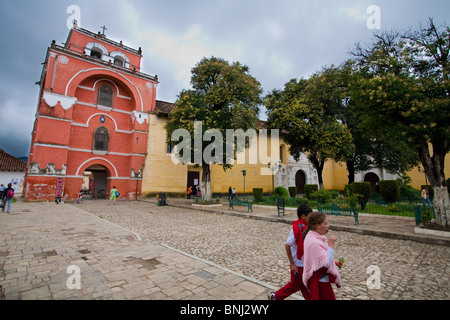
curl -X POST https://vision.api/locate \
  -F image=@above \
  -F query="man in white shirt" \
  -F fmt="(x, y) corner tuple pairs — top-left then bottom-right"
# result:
(268, 205), (313, 300)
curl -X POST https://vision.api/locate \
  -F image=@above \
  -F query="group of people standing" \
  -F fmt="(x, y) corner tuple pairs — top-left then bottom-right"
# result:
(269, 205), (343, 300)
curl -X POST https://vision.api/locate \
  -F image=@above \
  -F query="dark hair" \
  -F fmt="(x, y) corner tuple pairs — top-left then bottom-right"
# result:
(302, 211), (327, 239)
(297, 204), (312, 219)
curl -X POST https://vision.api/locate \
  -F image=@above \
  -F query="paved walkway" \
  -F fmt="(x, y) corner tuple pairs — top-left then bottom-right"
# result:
(1, 197), (449, 300)
(167, 198), (450, 246)
(0, 200), (272, 300)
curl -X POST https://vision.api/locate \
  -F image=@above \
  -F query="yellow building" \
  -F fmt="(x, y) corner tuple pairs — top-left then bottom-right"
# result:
(142, 101), (449, 197)
(142, 101), (278, 196)
(407, 155), (450, 190)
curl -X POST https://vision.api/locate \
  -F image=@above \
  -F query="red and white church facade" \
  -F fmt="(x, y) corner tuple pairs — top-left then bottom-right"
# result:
(24, 23), (159, 201)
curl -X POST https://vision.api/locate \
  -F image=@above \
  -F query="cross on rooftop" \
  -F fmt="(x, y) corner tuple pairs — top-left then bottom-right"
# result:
(101, 25), (107, 35)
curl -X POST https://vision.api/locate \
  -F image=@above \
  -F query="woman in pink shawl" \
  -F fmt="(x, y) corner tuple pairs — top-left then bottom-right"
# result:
(302, 212), (343, 300)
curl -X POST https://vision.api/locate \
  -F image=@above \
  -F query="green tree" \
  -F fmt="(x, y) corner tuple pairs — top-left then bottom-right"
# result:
(351, 19), (449, 226)
(329, 60), (418, 183)
(265, 70), (355, 190)
(317, 61), (374, 184)
(165, 57), (262, 201)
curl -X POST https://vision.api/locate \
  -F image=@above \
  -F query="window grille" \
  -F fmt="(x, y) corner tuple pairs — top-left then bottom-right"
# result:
(97, 84), (113, 107)
(94, 127), (109, 151)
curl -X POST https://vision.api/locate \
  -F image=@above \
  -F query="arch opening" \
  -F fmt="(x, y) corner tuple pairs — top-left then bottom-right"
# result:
(295, 170), (306, 195)
(83, 164), (109, 199)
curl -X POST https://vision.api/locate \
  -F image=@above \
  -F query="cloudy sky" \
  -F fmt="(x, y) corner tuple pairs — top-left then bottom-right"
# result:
(0, 0), (448, 158)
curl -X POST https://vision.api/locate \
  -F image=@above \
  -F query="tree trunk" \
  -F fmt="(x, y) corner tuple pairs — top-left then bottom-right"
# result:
(347, 159), (355, 184)
(418, 141), (449, 226)
(308, 153), (325, 190)
(433, 187), (450, 227)
(317, 166), (325, 190)
(201, 162), (212, 202)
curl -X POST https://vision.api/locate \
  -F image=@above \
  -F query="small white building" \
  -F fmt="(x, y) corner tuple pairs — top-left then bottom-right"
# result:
(0, 149), (27, 195)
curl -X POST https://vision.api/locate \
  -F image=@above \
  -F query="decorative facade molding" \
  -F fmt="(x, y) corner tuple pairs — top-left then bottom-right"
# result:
(42, 92), (77, 110)
(131, 110), (149, 125)
(131, 168), (143, 178)
(28, 162), (67, 176)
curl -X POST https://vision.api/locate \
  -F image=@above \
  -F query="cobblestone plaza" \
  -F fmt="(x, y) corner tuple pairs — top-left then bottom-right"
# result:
(1, 198), (449, 300)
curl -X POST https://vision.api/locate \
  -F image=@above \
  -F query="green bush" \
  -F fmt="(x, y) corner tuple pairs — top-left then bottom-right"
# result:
(288, 187), (297, 198)
(259, 196), (274, 205)
(420, 206), (435, 225)
(252, 188), (263, 203)
(395, 174), (420, 201)
(309, 189), (339, 204)
(308, 200), (319, 208)
(305, 184), (319, 199)
(295, 197), (309, 206)
(344, 184), (353, 197)
(351, 182), (372, 210)
(257, 195), (313, 208)
(398, 185), (421, 201)
(380, 180), (400, 203)
(286, 197), (309, 206)
(274, 186), (289, 199)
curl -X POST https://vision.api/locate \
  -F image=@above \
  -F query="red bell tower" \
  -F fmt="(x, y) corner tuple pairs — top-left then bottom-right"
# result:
(24, 22), (158, 201)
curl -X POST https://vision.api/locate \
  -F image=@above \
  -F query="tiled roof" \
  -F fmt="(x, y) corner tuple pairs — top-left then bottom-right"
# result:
(155, 100), (176, 114)
(0, 149), (27, 172)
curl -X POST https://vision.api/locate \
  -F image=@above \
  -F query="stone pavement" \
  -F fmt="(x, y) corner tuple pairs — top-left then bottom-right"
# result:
(167, 197), (450, 246)
(0, 200), (273, 300)
(1, 197), (449, 300)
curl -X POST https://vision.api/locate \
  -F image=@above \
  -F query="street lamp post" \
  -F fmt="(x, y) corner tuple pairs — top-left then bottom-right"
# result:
(268, 162), (274, 195)
(268, 160), (280, 195)
(241, 170), (247, 201)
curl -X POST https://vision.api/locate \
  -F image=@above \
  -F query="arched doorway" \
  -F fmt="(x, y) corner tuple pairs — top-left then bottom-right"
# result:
(364, 172), (380, 191)
(85, 164), (108, 198)
(295, 170), (306, 195)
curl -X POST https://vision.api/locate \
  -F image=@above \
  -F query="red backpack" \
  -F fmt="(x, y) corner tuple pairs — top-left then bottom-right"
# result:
(292, 219), (307, 260)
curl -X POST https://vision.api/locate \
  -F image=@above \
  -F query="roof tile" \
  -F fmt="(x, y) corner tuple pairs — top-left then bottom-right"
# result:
(0, 149), (27, 172)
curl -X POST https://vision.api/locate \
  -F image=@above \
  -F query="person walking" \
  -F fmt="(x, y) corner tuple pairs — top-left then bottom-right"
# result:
(1, 183), (15, 213)
(0, 184), (4, 210)
(302, 212), (343, 300)
(268, 205), (313, 300)
(110, 186), (118, 205)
